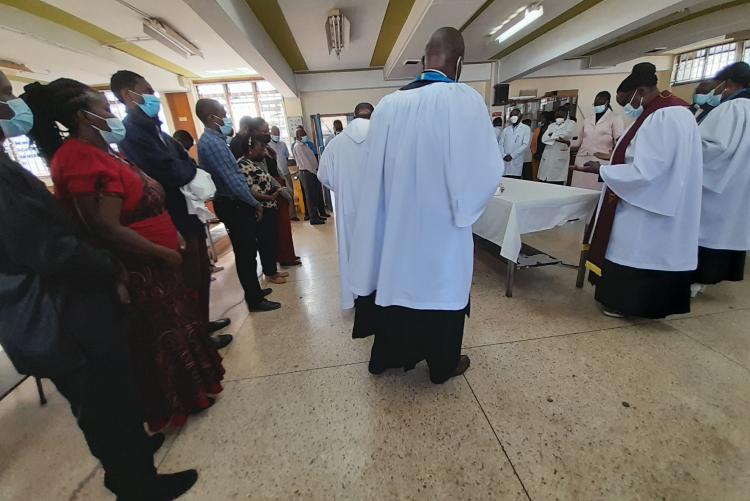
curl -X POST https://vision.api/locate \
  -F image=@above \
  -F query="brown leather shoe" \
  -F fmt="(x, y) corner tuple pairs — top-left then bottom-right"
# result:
(277, 271), (290, 278)
(265, 274), (287, 284)
(454, 355), (471, 376)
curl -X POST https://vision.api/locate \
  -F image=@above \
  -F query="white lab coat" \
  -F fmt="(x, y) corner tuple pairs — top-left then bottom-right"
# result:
(317, 118), (370, 309)
(698, 97), (750, 250)
(573, 109), (625, 167)
(601, 106), (703, 271)
(347, 83), (503, 310)
(539, 119), (576, 182)
(501, 123), (531, 177)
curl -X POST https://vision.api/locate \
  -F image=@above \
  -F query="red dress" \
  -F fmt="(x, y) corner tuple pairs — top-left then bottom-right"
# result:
(52, 139), (225, 431)
(274, 175), (299, 264)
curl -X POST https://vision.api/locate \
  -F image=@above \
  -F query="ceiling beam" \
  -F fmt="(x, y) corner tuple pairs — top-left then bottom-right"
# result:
(184, 0), (298, 97)
(0, 0), (198, 78)
(244, 0), (308, 71)
(494, 0), (710, 82)
(370, 0), (417, 67)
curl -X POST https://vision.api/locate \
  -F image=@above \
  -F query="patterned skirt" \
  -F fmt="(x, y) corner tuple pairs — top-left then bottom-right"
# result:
(125, 261), (225, 431)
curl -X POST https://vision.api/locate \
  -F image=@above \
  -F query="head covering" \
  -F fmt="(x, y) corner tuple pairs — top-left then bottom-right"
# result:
(617, 62), (658, 93)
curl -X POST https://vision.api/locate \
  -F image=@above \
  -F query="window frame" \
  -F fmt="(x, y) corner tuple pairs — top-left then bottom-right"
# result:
(671, 40), (743, 85)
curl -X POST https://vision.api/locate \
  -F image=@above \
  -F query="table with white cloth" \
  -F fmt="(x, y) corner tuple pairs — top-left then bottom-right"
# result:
(473, 178), (601, 296)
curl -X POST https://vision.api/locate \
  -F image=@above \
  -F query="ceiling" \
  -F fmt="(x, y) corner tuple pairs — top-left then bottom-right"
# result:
(1, 0), (747, 96)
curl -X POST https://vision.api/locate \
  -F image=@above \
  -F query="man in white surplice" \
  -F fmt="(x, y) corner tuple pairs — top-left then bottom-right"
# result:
(317, 102), (374, 309)
(694, 62), (750, 294)
(346, 28), (503, 383)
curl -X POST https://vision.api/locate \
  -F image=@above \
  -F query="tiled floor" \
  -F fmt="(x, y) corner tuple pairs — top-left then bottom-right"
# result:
(1, 220), (749, 501)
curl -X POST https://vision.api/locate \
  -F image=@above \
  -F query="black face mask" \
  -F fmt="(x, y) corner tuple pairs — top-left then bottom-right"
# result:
(258, 133), (272, 144)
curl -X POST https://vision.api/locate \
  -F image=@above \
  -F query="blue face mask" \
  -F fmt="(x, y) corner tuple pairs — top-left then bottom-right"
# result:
(129, 90), (161, 118)
(85, 110), (127, 144)
(693, 94), (709, 106)
(706, 90), (722, 107)
(216, 116), (233, 136)
(623, 92), (643, 119)
(593, 104), (607, 114)
(0, 98), (34, 138)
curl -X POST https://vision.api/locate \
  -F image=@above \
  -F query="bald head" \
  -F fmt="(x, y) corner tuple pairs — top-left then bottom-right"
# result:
(424, 27), (465, 81)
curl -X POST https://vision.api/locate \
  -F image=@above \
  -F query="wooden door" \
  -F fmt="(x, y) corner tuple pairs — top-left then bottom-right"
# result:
(164, 92), (198, 158)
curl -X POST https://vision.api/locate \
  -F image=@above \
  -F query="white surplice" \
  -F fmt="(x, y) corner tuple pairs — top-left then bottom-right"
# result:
(347, 82), (504, 310)
(538, 119), (577, 182)
(698, 97), (750, 250)
(600, 106), (703, 271)
(501, 123), (531, 176)
(317, 118), (370, 309)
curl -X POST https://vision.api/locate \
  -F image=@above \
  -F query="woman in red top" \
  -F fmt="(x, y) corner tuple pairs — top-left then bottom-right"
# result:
(24, 78), (224, 431)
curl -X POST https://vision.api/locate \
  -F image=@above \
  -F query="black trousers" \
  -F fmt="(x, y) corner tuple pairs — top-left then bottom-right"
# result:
(257, 207), (279, 276)
(299, 170), (326, 219)
(213, 197), (264, 305)
(522, 162), (533, 181)
(52, 285), (155, 498)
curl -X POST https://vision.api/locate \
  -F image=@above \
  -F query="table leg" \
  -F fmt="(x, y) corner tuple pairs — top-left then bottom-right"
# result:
(505, 261), (515, 297)
(35, 377), (47, 406)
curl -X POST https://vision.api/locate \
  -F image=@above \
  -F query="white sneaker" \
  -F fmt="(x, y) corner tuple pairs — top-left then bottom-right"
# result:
(690, 283), (706, 298)
(601, 308), (625, 318)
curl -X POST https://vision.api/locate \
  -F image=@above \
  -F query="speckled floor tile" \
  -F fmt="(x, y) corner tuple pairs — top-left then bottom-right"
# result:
(666, 308), (750, 370)
(465, 323), (750, 501)
(159, 364), (527, 501)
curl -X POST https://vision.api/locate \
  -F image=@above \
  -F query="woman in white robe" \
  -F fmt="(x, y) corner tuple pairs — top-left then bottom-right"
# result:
(576, 62), (703, 318)
(538, 109), (577, 184)
(694, 62), (750, 290)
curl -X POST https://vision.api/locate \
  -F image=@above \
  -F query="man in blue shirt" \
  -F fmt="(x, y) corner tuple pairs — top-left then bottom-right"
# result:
(111, 71), (235, 345)
(196, 98), (281, 312)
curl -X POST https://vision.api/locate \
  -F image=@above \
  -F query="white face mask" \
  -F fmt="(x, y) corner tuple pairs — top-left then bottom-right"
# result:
(510, 116), (519, 124)
(555, 117), (565, 125)
(593, 104), (607, 114)
(271, 135), (280, 142)
(300, 135), (309, 143)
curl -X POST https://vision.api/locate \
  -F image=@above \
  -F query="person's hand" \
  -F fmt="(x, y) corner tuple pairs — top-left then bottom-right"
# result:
(177, 232), (187, 252)
(593, 152), (611, 161)
(503, 154), (512, 162)
(255, 204), (264, 221)
(578, 161), (601, 174)
(555, 138), (571, 146)
(272, 190), (282, 199)
(163, 249), (183, 269)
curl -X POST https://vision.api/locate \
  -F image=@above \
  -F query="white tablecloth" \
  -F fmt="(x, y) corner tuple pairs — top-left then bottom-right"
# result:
(473, 178), (600, 263)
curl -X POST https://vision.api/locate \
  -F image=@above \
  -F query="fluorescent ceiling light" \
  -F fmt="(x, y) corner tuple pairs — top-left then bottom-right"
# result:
(495, 5), (544, 45)
(143, 18), (203, 58)
(206, 69), (234, 74)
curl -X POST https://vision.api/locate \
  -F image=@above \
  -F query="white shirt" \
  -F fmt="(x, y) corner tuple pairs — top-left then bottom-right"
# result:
(698, 97), (750, 250)
(347, 82), (503, 310)
(318, 118), (370, 309)
(539, 119), (577, 182)
(601, 106), (703, 271)
(501, 123), (531, 177)
(269, 139), (290, 176)
(292, 140), (318, 173)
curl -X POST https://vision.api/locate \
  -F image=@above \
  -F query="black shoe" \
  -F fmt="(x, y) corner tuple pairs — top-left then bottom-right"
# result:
(248, 300), (281, 312)
(207, 318), (231, 333)
(291, 217), (300, 222)
(117, 470), (199, 501)
(310, 218), (325, 225)
(261, 288), (273, 297)
(209, 334), (233, 349)
(149, 433), (165, 454)
(304, 215), (310, 221)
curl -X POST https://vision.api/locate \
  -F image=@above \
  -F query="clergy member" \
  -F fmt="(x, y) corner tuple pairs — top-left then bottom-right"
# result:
(538, 108), (577, 184)
(501, 108), (531, 179)
(693, 62), (750, 294)
(347, 27), (503, 383)
(318, 102), (374, 309)
(576, 62), (703, 319)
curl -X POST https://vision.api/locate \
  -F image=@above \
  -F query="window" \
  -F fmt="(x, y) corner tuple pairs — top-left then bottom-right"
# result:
(2, 135), (50, 180)
(672, 42), (738, 84)
(744, 41), (750, 64)
(195, 80), (290, 146)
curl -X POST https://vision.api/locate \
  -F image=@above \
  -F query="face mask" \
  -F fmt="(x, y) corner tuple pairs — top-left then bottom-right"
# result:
(301, 135), (309, 143)
(693, 94), (709, 106)
(129, 91), (161, 118)
(555, 117), (565, 125)
(510, 116), (519, 124)
(706, 89), (722, 107)
(0, 98), (34, 138)
(271, 135), (280, 142)
(215, 116), (233, 136)
(85, 110), (126, 143)
(593, 104), (607, 114)
(623, 92), (643, 119)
